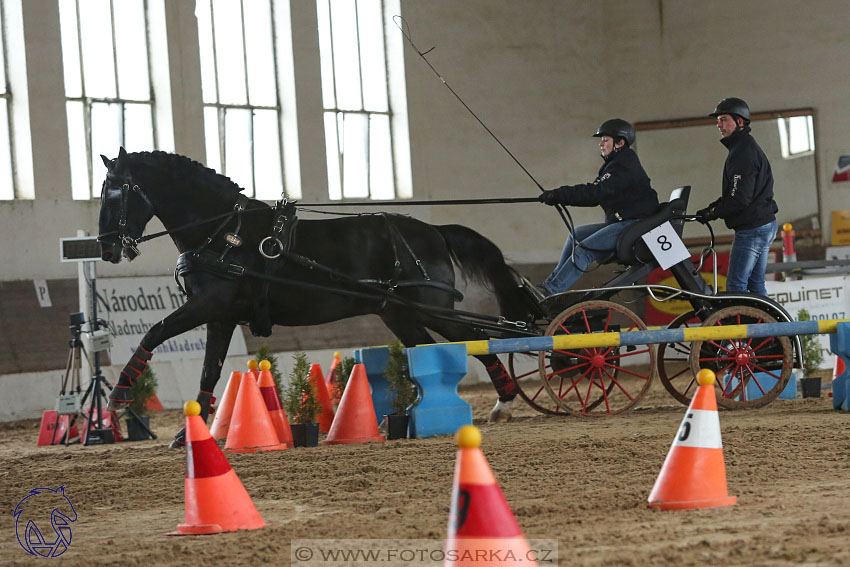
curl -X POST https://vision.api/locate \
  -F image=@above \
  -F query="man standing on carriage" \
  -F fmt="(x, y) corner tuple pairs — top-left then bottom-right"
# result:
(537, 119), (659, 295)
(696, 97), (778, 296)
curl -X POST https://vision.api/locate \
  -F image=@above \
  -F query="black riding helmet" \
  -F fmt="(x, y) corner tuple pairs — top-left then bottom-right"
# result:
(709, 97), (751, 124)
(593, 118), (636, 147)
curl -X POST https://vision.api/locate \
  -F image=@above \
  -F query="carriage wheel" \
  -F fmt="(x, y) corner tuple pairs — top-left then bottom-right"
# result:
(508, 352), (569, 415)
(657, 310), (703, 405)
(538, 300), (655, 417)
(688, 305), (792, 409)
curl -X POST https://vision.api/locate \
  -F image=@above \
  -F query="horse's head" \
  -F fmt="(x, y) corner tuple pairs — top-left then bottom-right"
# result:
(97, 147), (155, 263)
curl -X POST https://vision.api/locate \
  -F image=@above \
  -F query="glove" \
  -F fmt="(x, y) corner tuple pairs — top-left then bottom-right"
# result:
(695, 206), (718, 223)
(538, 190), (560, 206)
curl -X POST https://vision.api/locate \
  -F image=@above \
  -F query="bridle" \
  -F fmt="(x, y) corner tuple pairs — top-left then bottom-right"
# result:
(97, 171), (154, 260)
(97, 167), (255, 261)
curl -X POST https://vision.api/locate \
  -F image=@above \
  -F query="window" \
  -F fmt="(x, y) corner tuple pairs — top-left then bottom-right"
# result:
(196, 0), (292, 201)
(777, 115), (815, 159)
(0, 1), (15, 200)
(59, 0), (157, 200)
(317, 0), (411, 200)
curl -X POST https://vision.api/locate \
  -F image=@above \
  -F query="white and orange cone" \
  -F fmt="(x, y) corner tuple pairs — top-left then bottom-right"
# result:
(168, 401), (265, 535)
(445, 425), (537, 566)
(648, 368), (737, 510)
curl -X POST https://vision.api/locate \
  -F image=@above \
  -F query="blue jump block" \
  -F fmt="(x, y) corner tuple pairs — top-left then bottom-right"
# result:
(406, 343), (472, 439)
(744, 371), (799, 400)
(829, 323), (850, 412)
(353, 346), (394, 425)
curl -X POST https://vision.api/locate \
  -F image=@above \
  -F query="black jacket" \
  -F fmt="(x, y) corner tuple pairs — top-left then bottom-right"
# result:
(550, 147), (658, 224)
(707, 126), (778, 230)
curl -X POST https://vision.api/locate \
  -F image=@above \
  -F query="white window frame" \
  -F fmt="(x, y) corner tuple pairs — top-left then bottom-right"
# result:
(196, 0), (297, 201)
(0, 0), (17, 200)
(777, 115), (815, 160)
(60, 0), (158, 200)
(317, 0), (411, 201)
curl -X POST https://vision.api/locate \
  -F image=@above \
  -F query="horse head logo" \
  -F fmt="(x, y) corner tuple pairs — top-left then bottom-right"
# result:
(13, 486), (78, 558)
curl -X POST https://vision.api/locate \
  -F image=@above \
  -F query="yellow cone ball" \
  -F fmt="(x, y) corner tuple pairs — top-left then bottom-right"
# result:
(334, 351), (341, 359)
(184, 400), (201, 416)
(247, 359), (258, 370)
(782, 223), (792, 232)
(455, 425), (482, 449)
(697, 368), (716, 386)
(259, 360), (271, 371)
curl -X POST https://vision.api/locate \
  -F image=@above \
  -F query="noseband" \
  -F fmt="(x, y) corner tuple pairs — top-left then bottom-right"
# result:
(98, 172), (153, 260)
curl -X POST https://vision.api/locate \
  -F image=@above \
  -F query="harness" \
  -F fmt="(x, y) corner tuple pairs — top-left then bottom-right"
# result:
(99, 172), (464, 335)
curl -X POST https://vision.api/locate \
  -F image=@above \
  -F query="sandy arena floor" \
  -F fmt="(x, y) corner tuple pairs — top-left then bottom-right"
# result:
(1, 376), (847, 567)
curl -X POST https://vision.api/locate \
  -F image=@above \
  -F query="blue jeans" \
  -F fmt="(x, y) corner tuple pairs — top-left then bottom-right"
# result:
(726, 220), (777, 295)
(543, 220), (637, 294)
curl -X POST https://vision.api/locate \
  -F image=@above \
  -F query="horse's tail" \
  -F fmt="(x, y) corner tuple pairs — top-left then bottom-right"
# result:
(435, 224), (542, 322)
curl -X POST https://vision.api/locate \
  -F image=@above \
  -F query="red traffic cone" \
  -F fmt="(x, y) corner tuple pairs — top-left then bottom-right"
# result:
(445, 426), (537, 566)
(325, 352), (342, 403)
(168, 401), (265, 535)
(210, 371), (241, 440)
(144, 393), (164, 411)
(323, 364), (384, 445)
(781, 223), (797, 263)
(257, 360), (294, 447)
(648, 368), (737, 510)
(224, 373), (286, 453)
(309, 364), (335, 432)
(247, 359), (260, 381)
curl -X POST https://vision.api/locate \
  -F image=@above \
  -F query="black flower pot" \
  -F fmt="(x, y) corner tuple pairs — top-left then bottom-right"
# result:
(386, 414), (409, 440)
(291, 422), (319, 447)
(125, 415), (153, 441)
(801, 377), (822, 398)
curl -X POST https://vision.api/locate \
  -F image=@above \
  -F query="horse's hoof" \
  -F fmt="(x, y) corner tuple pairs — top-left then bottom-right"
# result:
(168, 428), (186, 449)
(488, 398), (514, 424)
(106, 398), (130, 412)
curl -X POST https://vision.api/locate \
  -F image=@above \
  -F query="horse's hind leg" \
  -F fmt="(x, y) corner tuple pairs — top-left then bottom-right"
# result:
(168, 322), (236, 448)
(424, 320), (517, 423)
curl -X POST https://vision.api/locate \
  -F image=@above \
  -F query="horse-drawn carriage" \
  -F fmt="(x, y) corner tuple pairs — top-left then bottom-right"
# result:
(96, 149), (797, 444)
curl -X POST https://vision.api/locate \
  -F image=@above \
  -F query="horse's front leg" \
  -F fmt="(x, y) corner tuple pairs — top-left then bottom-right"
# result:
(168, 321), (236, 448)
(107, 300), (212, 410)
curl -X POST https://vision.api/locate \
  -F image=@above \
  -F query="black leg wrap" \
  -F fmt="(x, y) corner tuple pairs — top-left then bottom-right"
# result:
(109, 345), (153, 406)
(485, 358), (517, 402)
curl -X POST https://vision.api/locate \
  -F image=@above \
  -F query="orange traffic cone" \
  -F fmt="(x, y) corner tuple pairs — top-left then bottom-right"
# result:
(309, 364), (335, 432)
(648, 368), (737, 510)
(210, 371), (241, 440)
(326, 352), (342, 403)
(168, 401), (265, 535)
(247, 359), (260, 381)
(323, 364), (384, 445)
(224, 373), (286, 453)
(145, 393), (164, 411)
(445, 426), (537, 566)
(257, 360), (294, 448)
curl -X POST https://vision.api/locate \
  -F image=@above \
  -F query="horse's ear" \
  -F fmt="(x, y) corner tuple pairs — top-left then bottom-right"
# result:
(101, 154), (111, 168)
(118, 146), (128, 160)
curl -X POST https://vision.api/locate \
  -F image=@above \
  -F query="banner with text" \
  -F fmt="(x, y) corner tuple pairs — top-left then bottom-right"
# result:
(99, 276), (247, 361)
(765, 275), (849, 366)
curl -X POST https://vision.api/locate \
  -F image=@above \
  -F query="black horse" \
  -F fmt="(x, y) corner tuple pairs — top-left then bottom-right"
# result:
(97, 148), (539, 445)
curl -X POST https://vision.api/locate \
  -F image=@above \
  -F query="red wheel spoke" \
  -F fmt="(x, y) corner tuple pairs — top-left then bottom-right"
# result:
(603, 362), (651, 381)
(602, 366), (637, 401)
(749, 363), (783, 379)
(607, 347), (652, 360)
(706, 339), (735, 355)
(550, 348), (591, 361)
(603, 308), (613, 332)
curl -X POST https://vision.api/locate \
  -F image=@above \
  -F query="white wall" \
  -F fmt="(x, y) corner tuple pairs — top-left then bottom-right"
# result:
(3, 0), (850, 419)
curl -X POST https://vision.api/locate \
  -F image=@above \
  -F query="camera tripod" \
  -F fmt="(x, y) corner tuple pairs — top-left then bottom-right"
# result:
(56, 319), (156, 445)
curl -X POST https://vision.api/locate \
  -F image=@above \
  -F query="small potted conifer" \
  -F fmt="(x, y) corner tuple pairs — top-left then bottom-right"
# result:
(332, 355), (356, 407)
(384, 342), (418, 440)
(126, 365), (158, 441)
(798, 309), (824, 398)
(283, 352), (321, 446)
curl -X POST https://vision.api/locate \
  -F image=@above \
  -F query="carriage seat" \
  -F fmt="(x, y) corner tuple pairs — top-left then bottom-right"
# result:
(609, 186), (691, 266)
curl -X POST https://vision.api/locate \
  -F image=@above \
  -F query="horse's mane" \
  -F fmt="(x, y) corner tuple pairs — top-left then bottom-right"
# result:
(129, 151), (244, 196)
